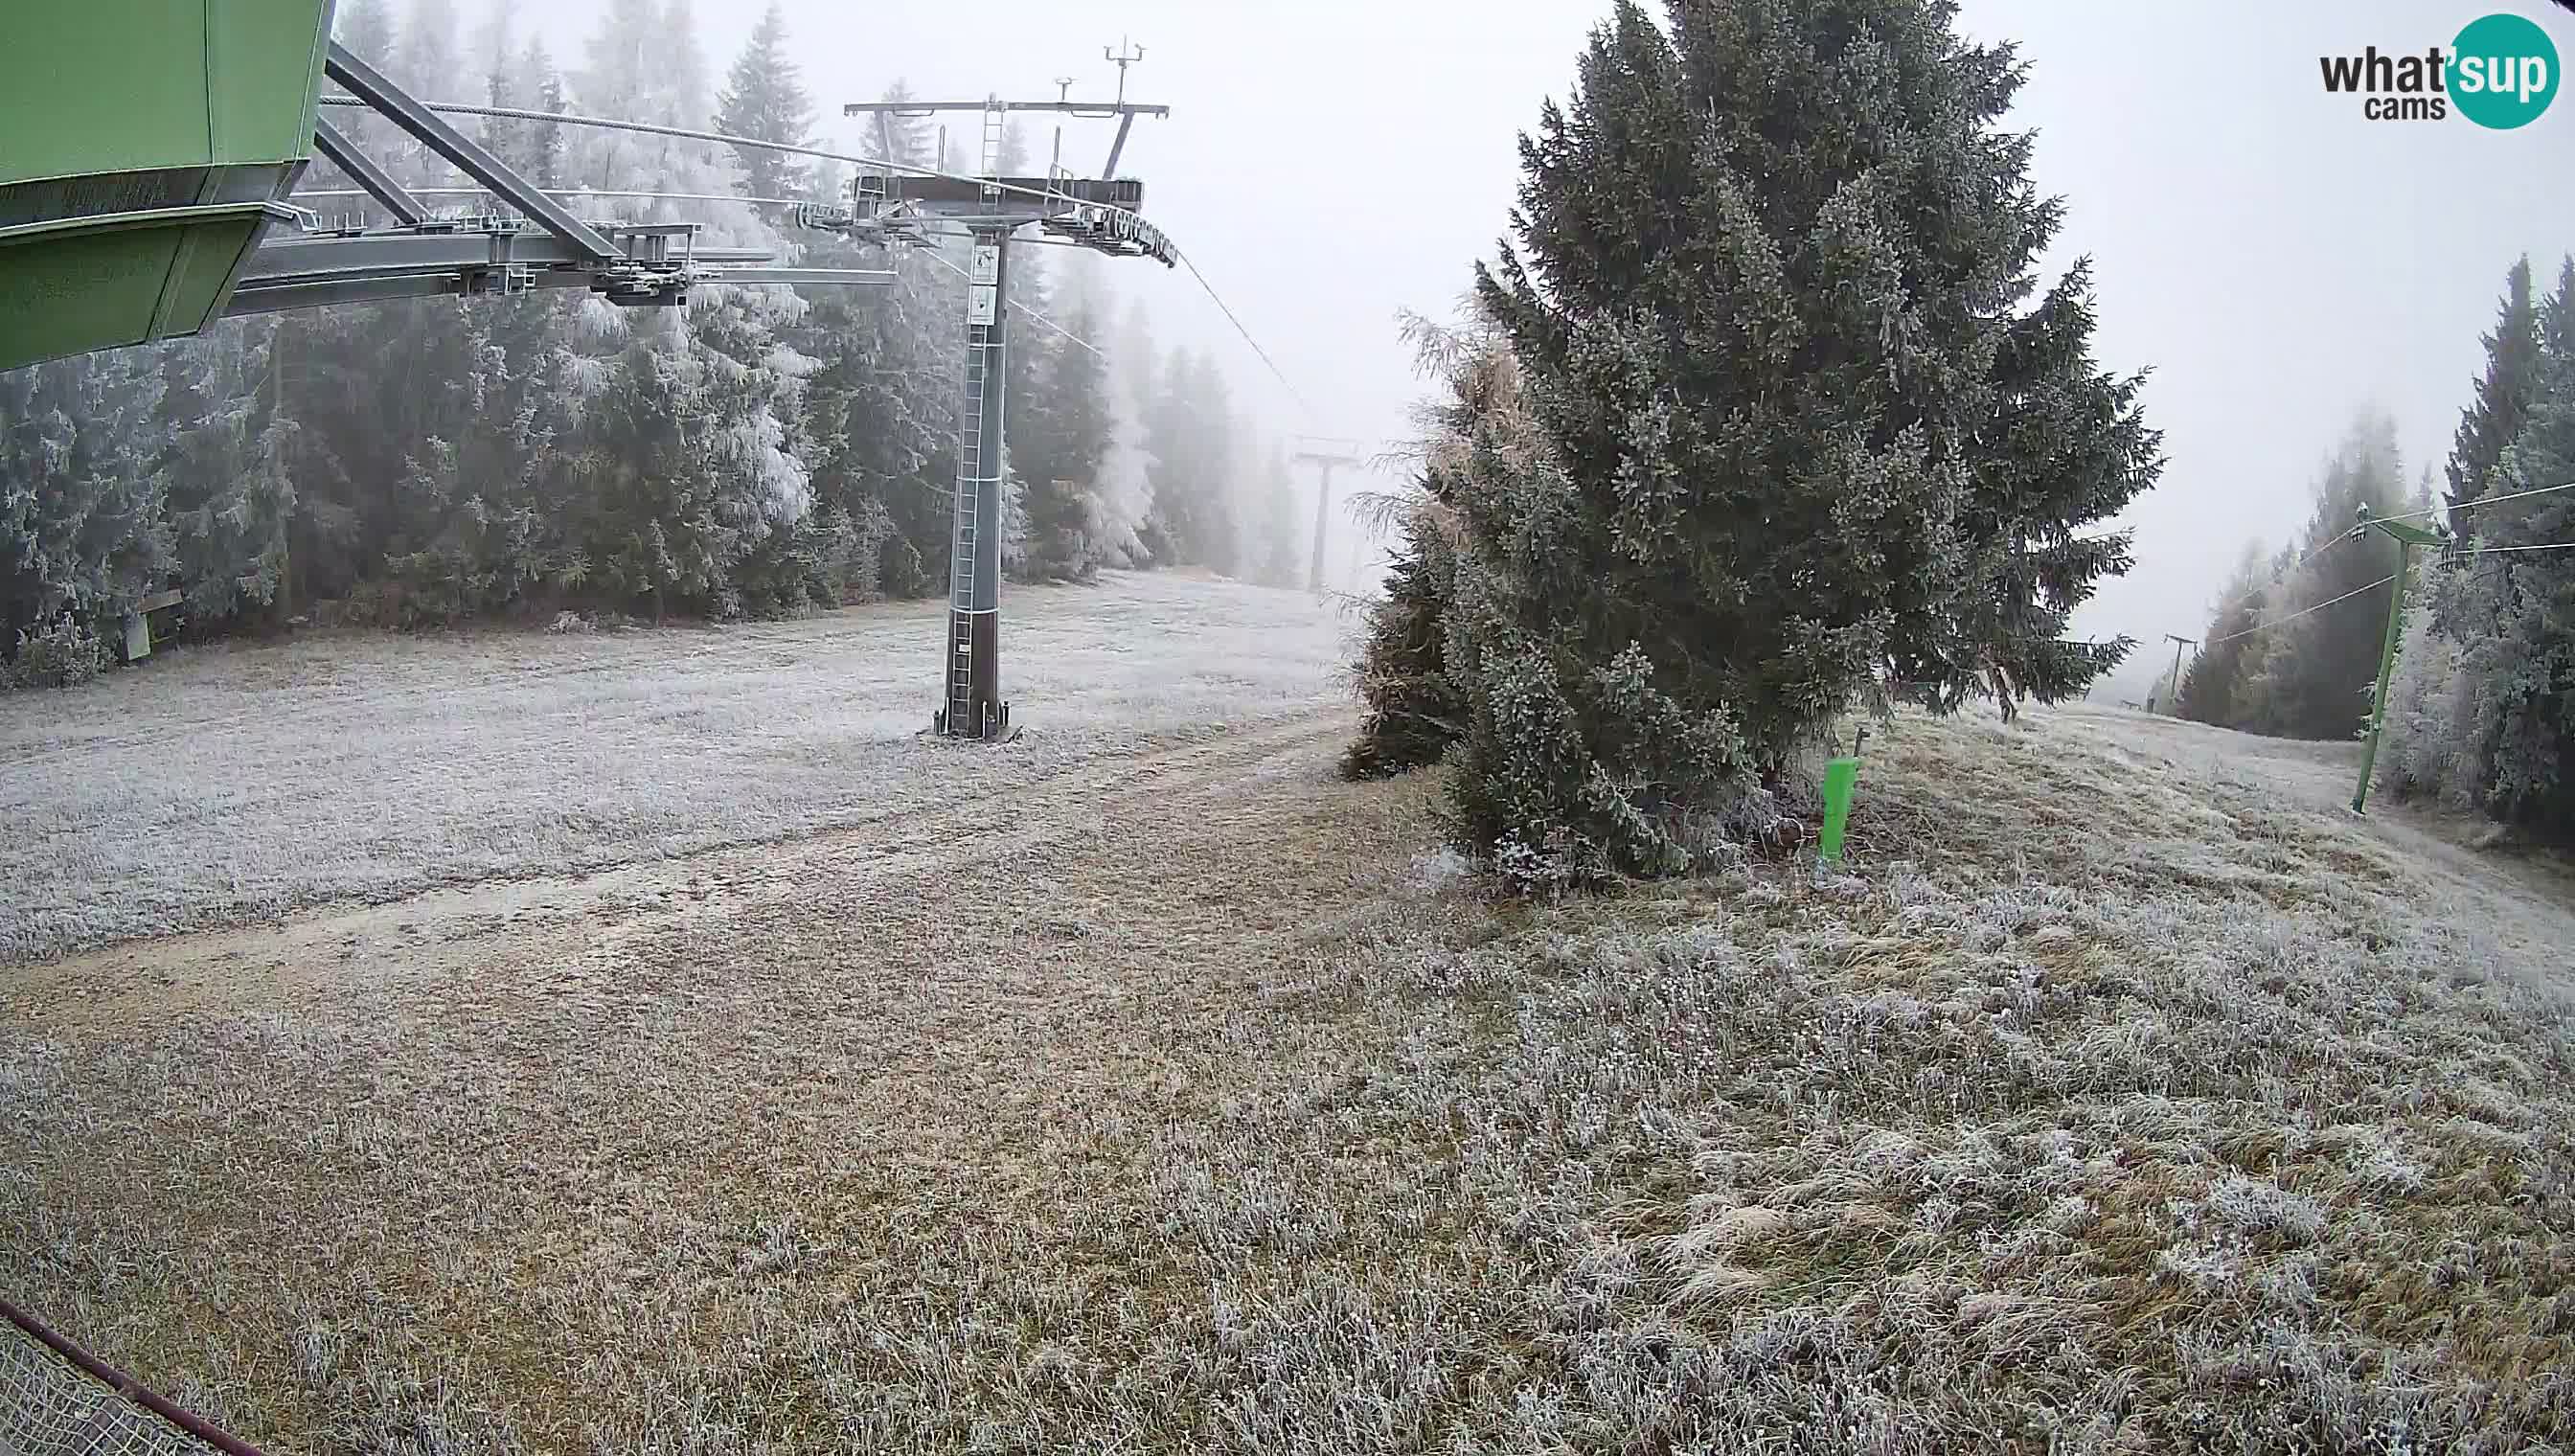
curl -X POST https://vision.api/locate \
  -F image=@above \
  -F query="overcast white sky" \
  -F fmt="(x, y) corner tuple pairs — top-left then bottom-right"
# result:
(534, 0), (2572, 654)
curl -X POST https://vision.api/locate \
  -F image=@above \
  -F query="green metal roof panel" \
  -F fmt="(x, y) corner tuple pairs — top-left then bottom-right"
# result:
(211, 0), (338, 168)
(9, 4), (211, 183)
(0, 205), (283, 372)
(0, 0), (330, 367)
(4, 0), (335, 188)
(0, 227), (180, 371)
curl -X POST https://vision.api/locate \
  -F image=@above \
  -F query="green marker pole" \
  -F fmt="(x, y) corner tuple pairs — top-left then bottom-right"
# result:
(1818, 756), (1859, 864)
(2350, 539), (2415, 816)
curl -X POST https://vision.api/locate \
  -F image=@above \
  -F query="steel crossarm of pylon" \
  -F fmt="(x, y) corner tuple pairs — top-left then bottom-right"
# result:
(795, 173), (1176, 269)
(234, 41), (898, 317)
(225, 223), (897, 315)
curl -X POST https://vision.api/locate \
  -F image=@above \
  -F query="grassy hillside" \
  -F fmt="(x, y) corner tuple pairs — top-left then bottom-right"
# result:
(4, 653), (2570, 1450)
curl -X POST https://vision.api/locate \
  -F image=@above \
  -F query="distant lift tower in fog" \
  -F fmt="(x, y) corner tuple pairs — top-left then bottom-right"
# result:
(841, 43), (1173, 741)
(1292, 438), (1365, 597)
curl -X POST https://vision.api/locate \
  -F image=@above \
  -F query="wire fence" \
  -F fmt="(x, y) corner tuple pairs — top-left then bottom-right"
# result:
(0, 1302), (251, 1456)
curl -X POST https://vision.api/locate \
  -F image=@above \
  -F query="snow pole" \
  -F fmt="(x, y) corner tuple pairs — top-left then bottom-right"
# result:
(2351, 509), (2446, 815)
(1817, 755), (1860, 864)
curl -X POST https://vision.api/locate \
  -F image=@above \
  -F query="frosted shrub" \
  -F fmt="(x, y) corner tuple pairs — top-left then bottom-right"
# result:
(5, 616), (106, 690)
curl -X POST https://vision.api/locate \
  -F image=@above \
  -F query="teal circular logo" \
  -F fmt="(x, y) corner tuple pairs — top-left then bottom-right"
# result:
(2451, 11), (2559, 129)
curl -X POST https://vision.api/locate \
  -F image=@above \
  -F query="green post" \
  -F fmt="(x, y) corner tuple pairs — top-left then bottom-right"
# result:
(2352, 512), (2445, 814)
(1818, 756), (1859, 864)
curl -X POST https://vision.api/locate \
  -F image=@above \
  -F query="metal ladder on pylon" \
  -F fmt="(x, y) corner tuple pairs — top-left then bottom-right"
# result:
(978, 95), (1007, 206)
(948, 335), (985, 727)
(939, 97), (1013, 738)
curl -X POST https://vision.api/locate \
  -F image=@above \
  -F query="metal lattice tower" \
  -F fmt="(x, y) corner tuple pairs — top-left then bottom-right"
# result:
(843, 56), (1174, 741)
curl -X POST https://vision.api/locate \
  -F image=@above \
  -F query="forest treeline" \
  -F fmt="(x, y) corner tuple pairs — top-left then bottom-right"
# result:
(1, 0), (1301, 685)
(2176, 257), (2575, 840)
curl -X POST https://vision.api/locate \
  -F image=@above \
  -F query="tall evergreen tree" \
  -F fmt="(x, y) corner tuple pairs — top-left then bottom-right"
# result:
(783, 225), (953, 599)
(2473, 258), (2575, 830)
(2240, 410), (2407, 740)
(1404, 0), (2153, 880)
(2447, 256), (2541, 521)
(335, 0), (398, 59)
(1252, 447), (1305, 589)
(1342, 300), (1507, 779)
(715, 4), (812, 199)
(472, 2), (524, 171)
(321, 0), (402, 218)
(1095, 292), (1162, 566)
(395, 0), (465, 186)
(576, 0), (659, 180)
(1145, 349), (1241, 573)
(869, 80), (935, 170)
(0, 353), (167, 647)
(997, 119), (1034, 176)
(1900, 260), (2161, 715)
(524, 41), (567, 188)
(659, 0), (712, 130)
(157, 323), (297, 622)
(2177, 541), (2268, 727)
(396, 0), (461, 98)
(1017, 305), (1115, 581)
(1002, 253), (1058, 505)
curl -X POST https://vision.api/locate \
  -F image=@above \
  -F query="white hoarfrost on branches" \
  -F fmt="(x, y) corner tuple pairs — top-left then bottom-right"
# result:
(720, 409), (812, 530)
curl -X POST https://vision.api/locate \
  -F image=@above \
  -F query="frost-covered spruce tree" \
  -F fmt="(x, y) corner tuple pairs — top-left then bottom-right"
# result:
(1144, 349), (1242, 574)
(1443, 0), (2148, 880)
(714, 3), (810, 200)
(0, 350), (168, 653)
(1016, 300), (1116, 582)
(1341, 300), (1511, 781)
(1252, 448), (1304, 588)
(2475, 258), (2575, 834)
(2240, 410), (2407, 740)
(2176, 541), (2268, 728)
(2448, 258), (2542, 520)
(155, 322), (299, 623)
(2377, 557), (2478, 808)
(1097, 292), (1164, 568)
(1898, 259), (2161, 714)
(1343, 502), (1466, 778)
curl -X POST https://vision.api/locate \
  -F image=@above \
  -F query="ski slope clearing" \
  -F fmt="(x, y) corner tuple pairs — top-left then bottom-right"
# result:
(0, 571), (1351, 965)
(3, 620), (2571, 1451)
